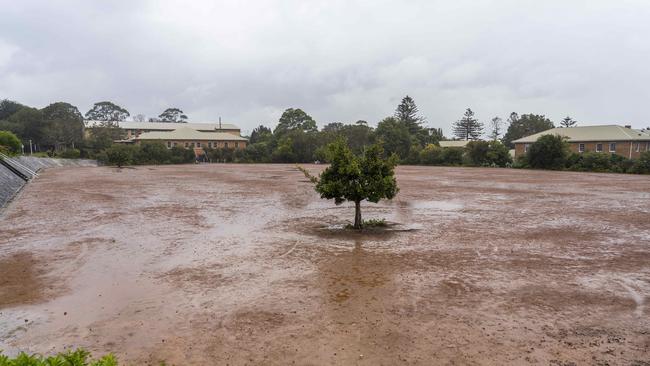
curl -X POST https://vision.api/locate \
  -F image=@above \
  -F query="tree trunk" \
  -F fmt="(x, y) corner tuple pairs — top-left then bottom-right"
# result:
(354, 200), (362, 229)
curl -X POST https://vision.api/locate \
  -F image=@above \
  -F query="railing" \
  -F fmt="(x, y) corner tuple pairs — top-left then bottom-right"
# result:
(0, 152), (39, 180)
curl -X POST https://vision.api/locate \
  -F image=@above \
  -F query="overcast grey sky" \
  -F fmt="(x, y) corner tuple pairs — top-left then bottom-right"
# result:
(1, 0), (649, 135)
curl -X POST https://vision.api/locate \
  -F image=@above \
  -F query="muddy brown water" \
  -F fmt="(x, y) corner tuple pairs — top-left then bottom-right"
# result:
(1, 164), (649, 365)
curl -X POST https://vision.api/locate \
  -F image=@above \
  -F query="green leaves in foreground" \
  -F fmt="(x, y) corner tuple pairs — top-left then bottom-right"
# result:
(0, 349), (117, 366)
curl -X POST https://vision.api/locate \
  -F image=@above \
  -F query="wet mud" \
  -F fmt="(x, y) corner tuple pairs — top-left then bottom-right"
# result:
(1, 165), (649, 365)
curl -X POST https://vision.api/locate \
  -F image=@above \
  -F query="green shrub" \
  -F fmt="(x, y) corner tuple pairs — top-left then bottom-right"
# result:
(404, 144), (422, 165)
(58, 148), (81, 159)
(526, 134), (569, 170)
(466, 141), (490, 166)
(0, 349), (117, 366)
(105, 144), (134, 167)
(169, 146), (195, 164)
(630, 151), (650, 174)
(608, 153), (635, 173)
(419, 144), (443, 165)
(485, 140), (512, 167)
(441, 147), (464, 166)
(0, 130), (21, 155)
(568, 152), (610, 172)
(132, 141), (172, 164)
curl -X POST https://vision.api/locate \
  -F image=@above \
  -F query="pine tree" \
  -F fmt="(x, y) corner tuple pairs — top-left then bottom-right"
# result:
(560, 116), (577, 128)
(394, 95), (425, 134)
(452, 108), (483, 140)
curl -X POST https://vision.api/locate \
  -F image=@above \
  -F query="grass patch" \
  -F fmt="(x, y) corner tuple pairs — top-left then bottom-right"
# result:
(0, 349), (117, 366)
(345, 218), (388, 230)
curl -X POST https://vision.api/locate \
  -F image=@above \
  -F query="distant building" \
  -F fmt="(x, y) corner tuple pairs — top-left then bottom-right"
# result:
(513, 125), (650, 159)
(438, 140), (472, 148)
(84, 121), (241, 139)
(134, 127), (247, 150)
(84, 120), (248, 151)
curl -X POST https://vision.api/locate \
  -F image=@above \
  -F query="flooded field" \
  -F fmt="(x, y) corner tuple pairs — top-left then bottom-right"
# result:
(1, 164), (649, 365)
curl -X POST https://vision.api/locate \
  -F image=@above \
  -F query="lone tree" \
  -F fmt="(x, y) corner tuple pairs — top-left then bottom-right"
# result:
(301, 138), (399, 229)
(560, 116), (577, 128)
(453, 108), (483, 140)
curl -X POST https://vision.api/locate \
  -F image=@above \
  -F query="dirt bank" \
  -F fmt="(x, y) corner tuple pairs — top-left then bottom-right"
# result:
(1, 165), (649, 365)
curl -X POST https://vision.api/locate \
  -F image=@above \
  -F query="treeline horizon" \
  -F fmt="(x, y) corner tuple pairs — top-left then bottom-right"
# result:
(2, 95), (566, 154)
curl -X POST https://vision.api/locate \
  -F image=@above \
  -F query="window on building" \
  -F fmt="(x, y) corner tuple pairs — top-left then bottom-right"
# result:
(235, 142), (239, 148)
(225, 142), (229, 148)
(208, 142), (212, 148)
(191, 142), (195, 147)
(173, 142), (177, 147)
(636, 143), (640, 152)
(609, 142), (616, 152)
(647, 142), (650, 151)
(578, 143), (585, 153)
(167, 141), (171, 148)
(184, 142), (189, 148)
(524, 144), (530, 153)
(596, 143), (603, 152)
(197, 142), (201, 147)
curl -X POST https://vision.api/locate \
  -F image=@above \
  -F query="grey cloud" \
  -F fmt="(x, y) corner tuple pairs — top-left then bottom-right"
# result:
(2, 0), (650, 136)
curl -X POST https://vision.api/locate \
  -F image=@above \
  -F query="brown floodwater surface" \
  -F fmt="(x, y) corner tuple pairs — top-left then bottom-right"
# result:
(1, 164), (649, 365)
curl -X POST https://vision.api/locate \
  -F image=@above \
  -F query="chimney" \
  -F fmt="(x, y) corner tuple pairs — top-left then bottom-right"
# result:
(624, 124), (632, 129)
(219, 116), (222, 130)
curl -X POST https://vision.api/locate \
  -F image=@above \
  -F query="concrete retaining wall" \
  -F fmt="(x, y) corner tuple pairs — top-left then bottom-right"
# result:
(0, 156), (97, 210)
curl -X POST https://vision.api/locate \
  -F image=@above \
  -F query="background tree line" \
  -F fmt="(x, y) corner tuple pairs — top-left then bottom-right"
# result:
(0, 99), (190, 157)
(5, 95), (642, 174)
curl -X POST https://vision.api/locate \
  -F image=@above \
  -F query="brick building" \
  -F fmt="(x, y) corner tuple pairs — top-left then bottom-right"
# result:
(84, 121), (241, 139)
(513, 125), (650, 159)
(134, 127), (247, 150)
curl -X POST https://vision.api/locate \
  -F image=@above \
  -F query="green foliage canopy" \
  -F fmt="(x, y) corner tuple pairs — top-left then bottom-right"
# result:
(158, 108), (188, 123)
(85, 101), (130, 122)
(274, 108), (317, 135)
(0, 130), (22, 155)
(307, 138), (399, 229)
(526, 134), (569, 170)
(503, 113), (554, 148)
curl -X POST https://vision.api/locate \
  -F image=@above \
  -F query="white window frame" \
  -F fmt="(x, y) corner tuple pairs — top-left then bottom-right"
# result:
(609, 142), (616, 153)
(524, 144), (530, 153)
(166, 141), (171, 148)
(224, 142), (229, 148)
(596, 143), (603, 152)
(184, 142), (189, 148)
(578, 143), (585, 153)
(197, 142), (201, 148)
